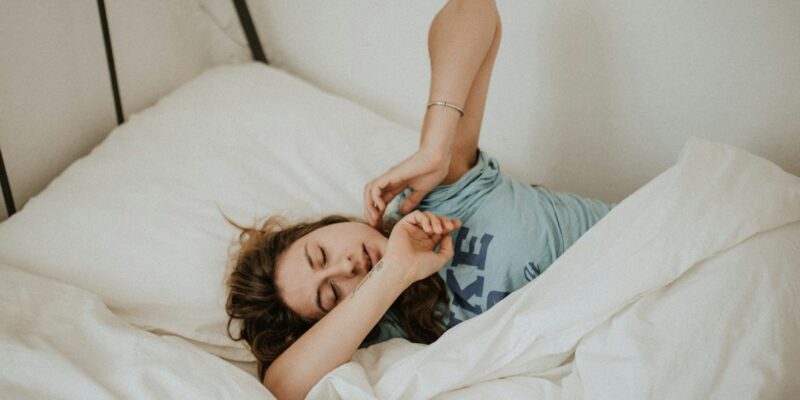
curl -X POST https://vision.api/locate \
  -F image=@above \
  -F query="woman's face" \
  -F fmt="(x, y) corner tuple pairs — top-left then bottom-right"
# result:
(275, 222), (388, 321)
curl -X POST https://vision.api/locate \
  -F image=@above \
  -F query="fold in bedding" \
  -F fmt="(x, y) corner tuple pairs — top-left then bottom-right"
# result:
(0, 266), (270, 399)
(308, 137), (800, 400)
(1, 138), (797, 400)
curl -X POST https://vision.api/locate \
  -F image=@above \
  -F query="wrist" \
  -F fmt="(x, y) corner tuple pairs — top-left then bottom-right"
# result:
(420, 105), (460, 155)
(377, 256), (417, 289)
(418, 146), (451, 169)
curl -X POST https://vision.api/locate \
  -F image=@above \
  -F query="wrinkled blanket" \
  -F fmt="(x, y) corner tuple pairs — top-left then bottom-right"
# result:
(308, 137), (800, 400)
(1, 138), (798, 400)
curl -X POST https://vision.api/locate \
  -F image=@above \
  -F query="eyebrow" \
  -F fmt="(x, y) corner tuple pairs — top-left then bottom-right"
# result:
(305, 242), (326, 314)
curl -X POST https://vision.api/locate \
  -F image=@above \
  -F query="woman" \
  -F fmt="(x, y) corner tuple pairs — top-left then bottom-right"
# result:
(226, 1), (613, 399)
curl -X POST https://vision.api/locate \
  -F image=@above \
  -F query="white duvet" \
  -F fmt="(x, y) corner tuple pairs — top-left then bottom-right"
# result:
(0, 265), (267, 399)
(1, 137), (799, 399)
(307, 138), (800, 400)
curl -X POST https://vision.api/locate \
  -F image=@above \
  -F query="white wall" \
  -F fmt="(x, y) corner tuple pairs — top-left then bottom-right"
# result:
(0, 1), (116, 220)
(2, 1), (798, 221)
(0, 0), (250, 220)
(106, 0), (249, 119)
(250, 0), (800, 203)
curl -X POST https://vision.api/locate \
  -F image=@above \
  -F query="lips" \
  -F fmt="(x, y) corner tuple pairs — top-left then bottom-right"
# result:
(362, 243), (373, 271)
(365, 244), (382, 271)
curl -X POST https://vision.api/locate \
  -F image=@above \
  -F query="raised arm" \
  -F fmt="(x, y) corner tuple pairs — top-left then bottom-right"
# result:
(264, 258), (408, 400)
(423, 0), (501, 183)
(364, 0), (501, 226)
(263, 212), (459, 400)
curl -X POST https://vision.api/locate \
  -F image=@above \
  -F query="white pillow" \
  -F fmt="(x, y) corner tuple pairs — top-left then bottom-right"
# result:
(0, 62), (417, 360)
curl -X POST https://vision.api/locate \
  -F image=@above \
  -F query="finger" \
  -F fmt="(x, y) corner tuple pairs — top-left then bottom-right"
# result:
(437, 234), (454, 257)
(412, 211), (433, 233)
(363, 181), (376, 225)
(378, 185), (405, 219)
(438, 216), (451, 231)
(447, 218), (459, 231)
(399, 190), (428, 215)
(425, 212), (443, 234)
(368, 192), (384, 227)
(370, 180), (388, 212)
(420, 213), (434, 234)
(437, 214), (453, 232)
(380, 185), (404, 206)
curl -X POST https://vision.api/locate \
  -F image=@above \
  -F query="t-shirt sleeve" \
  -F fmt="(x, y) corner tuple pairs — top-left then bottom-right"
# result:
(359, 312), (407, 348)
(388, 149), (502, 222)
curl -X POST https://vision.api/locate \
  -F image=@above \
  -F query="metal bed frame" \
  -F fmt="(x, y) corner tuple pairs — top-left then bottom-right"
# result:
(0, 0), (267, 217)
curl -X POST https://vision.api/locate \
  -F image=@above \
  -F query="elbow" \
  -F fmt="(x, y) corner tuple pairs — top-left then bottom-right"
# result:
(453, 0), (499, 20)
(263, 368), (287, 400)
(264, 367), (311, 400)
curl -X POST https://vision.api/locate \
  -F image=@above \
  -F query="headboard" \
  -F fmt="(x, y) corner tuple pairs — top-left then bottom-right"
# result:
(3, 1), (799, 219)
(0, 0), (268, 218)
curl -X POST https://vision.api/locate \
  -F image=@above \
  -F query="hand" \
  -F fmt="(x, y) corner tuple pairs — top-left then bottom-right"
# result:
(364, 147), (451, 228)
(383, 211), (462, 285)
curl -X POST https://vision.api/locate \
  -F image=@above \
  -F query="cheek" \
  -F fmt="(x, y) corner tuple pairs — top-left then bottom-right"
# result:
(344, 275), (365, 295)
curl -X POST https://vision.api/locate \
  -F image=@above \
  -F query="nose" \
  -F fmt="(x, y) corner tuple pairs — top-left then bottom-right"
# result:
(327, 254), (358, 278)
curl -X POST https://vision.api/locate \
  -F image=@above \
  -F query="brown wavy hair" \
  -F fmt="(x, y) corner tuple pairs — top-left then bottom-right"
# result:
(224, 214), (450, 381)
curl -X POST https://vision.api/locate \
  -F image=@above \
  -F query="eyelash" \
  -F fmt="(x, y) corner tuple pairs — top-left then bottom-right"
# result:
(320, 246), (337, 304)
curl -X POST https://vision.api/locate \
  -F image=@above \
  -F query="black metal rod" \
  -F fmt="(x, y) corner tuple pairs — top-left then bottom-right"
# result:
(0, 146), (16, 217)
(0, 0), (269, 219)
(233, 0), (268, 64)
(97, 0), (124, 125)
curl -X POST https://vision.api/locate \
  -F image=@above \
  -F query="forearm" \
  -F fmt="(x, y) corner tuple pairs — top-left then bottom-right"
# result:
(421, 0), (499, 153)
(264, 259), (410, 400)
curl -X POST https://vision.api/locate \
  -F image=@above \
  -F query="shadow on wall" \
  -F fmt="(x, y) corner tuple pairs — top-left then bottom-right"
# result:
(537, 1), (625, 201)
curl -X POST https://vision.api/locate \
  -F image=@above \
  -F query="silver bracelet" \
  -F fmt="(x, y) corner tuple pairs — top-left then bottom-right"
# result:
(427, 100), (465, 117)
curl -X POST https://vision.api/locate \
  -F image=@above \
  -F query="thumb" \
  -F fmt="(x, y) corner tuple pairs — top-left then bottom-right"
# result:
(436, 234), (454, 259)
(399, 190), (427, 214)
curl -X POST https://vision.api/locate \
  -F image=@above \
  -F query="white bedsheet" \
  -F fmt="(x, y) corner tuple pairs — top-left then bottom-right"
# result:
(308, 137), (800, 399)
(0, 265), (271, 399)
(1, 137), (798, 400)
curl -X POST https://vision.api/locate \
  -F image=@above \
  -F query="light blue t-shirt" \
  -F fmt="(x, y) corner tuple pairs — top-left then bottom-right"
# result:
(360, 149), (614, 347)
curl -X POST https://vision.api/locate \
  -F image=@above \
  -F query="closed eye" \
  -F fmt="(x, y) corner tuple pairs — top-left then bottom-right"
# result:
(319, 245), (336, 308)
(330, 282), (339, 304)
